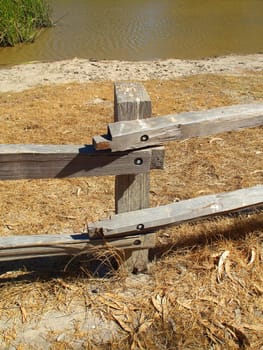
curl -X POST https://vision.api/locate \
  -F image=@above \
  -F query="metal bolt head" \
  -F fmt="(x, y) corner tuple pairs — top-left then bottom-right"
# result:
(141, 134), (149, 142)
(134, 158), (143, 166)
(133, 240), (141, 246)
(137, 224), (144, 230)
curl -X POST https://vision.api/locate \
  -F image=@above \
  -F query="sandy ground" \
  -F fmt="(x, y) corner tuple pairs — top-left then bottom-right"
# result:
(0, 54), (263, 93)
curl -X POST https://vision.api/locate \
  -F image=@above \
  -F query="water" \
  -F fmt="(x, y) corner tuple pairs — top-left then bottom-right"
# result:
(0, 0), (263, 65)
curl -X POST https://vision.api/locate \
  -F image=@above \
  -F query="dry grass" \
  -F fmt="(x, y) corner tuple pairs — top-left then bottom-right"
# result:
(0, 72), (263, 349)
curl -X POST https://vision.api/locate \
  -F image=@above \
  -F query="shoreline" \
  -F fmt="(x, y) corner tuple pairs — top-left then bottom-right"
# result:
(0, 53), (262, 93)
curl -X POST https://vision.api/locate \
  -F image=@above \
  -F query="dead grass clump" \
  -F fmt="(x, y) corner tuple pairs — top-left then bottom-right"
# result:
(147, 233), (263, 349)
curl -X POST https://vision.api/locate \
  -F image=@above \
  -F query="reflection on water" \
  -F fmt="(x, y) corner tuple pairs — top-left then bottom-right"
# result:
(0, 0), (263, 65)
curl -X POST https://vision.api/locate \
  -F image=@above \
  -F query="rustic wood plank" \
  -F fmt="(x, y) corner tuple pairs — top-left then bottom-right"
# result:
(0, 144), (164, 180)
(93, 103), (263, 151)
(114, 82), (152, 212)
(114, 82), (152, 120)
(0, 232), (155, 262)
(114, 82), (155, 272)
(88, 185), (263, 238)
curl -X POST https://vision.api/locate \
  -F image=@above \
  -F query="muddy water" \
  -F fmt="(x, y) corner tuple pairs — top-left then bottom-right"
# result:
(0, 0), (263, 65)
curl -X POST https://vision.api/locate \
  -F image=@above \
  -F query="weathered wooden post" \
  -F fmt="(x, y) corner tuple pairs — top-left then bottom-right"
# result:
(114, 82), (154, 272)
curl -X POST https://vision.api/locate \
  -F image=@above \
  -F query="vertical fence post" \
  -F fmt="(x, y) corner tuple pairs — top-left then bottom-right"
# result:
(114, 82), (154, 272)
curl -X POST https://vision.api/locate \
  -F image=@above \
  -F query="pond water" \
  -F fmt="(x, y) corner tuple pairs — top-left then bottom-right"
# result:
(0, 0), (263, 65)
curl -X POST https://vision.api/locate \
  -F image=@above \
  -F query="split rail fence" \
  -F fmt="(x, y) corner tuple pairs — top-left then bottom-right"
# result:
(0, 82), (263, 272)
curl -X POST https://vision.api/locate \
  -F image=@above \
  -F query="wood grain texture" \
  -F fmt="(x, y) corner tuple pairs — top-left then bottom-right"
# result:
(88, 185), (263, 238)
(114, 82), (152, 213)
(0, 144), (164, 180)
(0, 232), (155, 261)
(114, 82), (152, 122)
(93, 103), (263, 151)
(114, 82), (154, 272)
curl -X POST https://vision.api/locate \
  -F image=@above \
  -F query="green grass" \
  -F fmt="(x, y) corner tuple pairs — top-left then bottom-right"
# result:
(0, 0), (52, 47)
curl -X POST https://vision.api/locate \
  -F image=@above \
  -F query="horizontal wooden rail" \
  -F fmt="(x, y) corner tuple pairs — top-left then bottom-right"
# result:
(3, 184), (262, 262)
(88, 185), (263, 238)
(1, 82), (262, 268)
(0, 232), (155, 262)
(0, 144), (164, 180)
(93, 103), (263, 151)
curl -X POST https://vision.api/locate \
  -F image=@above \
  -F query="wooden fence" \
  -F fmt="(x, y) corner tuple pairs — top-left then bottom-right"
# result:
(0, 82), (263, 272)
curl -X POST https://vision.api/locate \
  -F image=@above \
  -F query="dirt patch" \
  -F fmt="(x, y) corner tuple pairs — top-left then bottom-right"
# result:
(0, 68), (263, 349)
(0, 54), (263, 93)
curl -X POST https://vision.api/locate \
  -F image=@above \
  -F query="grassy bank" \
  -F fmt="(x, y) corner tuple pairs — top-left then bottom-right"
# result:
(0, 0), (52, 47)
